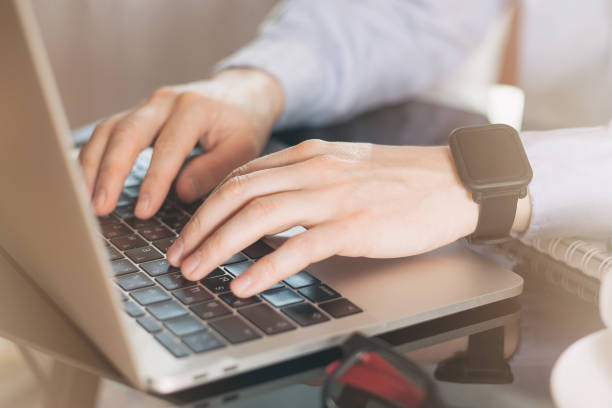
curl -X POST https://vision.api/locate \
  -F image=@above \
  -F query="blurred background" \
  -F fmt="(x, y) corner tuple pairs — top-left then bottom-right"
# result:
(32, 0), (278, 128)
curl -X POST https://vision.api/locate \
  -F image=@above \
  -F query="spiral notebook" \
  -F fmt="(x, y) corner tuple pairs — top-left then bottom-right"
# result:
(500, 237), (612, 305)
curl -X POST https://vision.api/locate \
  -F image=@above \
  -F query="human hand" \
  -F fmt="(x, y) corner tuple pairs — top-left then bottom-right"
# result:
(78, 68), (284, 218)
(166, 140), (488, 297)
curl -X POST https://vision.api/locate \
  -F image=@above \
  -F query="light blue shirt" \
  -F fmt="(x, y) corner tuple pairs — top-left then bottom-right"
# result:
(218, 0), (504, 129)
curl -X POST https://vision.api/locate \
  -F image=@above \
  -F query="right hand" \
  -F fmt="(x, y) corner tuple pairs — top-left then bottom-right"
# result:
(78, 68), (284, 219)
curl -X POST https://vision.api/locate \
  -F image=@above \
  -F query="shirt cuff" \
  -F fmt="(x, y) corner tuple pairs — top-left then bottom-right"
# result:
(520, 125), (612, 241)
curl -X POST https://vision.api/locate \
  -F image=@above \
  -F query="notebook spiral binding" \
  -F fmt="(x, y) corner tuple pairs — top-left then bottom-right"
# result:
(500, 237), (611, 305)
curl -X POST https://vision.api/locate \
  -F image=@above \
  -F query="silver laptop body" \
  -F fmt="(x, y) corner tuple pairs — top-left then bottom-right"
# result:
(0, 0), (523, 394)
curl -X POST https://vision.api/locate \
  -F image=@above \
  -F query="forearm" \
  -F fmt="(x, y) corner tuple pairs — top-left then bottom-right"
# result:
(216, 0), (505, 129)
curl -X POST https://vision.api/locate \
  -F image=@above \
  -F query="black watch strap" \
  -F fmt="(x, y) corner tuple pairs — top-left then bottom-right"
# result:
(468, 193), (518, 245)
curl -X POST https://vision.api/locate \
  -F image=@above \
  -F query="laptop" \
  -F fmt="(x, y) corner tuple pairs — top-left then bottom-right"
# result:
(0, 0), (523, 394)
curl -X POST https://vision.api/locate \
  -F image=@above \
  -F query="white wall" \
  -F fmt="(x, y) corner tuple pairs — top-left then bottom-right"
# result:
(32, 0), (277, 127)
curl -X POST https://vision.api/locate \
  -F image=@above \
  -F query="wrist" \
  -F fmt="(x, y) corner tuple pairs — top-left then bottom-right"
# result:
(211, 68), (285, 134)
(512, 192), (532, 234)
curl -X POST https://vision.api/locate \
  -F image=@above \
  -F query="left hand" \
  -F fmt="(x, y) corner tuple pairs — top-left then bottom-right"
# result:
(166, 139), (480, 297)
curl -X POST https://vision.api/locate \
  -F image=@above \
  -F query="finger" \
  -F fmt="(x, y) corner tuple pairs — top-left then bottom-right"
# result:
(167, 156), (336, 266)
(92, 99), (174, 215)
(231, 220), (348, 297)
(173, 127), (259, 204)
(135, 95), (213, 218)
(78, 114), (123, 197)
(219, 138), (333, 184)
(178, 189), (334, 281)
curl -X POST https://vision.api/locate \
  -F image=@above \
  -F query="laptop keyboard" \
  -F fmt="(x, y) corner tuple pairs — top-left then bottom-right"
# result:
(101, 182), (363, 358)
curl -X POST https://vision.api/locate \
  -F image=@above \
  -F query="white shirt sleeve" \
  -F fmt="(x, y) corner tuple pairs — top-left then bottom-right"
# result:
(521, 124), (612, 240)
(216, 0), (505, 129)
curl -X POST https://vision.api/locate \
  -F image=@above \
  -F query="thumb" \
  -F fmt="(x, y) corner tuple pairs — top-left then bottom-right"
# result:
(175, 134), (260, 203)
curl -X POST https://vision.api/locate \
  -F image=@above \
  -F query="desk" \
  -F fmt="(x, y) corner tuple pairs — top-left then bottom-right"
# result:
(0, 101), (604, 407)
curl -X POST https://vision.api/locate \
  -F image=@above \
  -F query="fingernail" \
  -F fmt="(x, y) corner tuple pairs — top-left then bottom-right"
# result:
(93, 188), (106, 209)
(135, 194), (149, 215)
(232, 276), (251, 296)
(167, 237), (183, 265)
(182, 251), (201, 277)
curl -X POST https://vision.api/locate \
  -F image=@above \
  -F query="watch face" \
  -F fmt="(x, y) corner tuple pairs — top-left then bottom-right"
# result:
(449, 124), (532, 192)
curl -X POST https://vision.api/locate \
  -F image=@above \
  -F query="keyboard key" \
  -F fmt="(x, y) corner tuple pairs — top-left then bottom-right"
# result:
(125, 246), (163, 263)
(116, 193), (134, 207)
(161, 214), (189, 230)
(117, 291), (128, 302)
(101, 223), (131, 239)
(147, 301), (189, 321)
(173, 286), (213, 305)
(319, 298), (362, 318)
(124, 217), (160, 230)
(209, 316), (261, 344)
(207, 267), (226, 278)
(131, 287), (171, 305)
(190, 300), (231, 320)
(106, 246), (123, 261)
(114, 204), (136, 219)
(98, 214), (118, 225)
(122, 185), (140, 198)
(111, 259), (139, 276)
(261, 288), (304, 307)
(266, 282), (286, 290)
(183, 331), (225, 353)
(115, 272), (154, 291)
(221, 253), (248, 265)
(176, 199), (203, 216)
(137, 315), (162, 333)
(154, 332), (189, 358)
(219, 292), (261, 308)
(201, 275), (233, 294)
(298, 284), (341, 303)
(141, 259), (177, 277)
(239, 304), (296, 335)
(284, 271), (320, 289)
(156, 272), (196, 291)
(282, 303), (330, 327)
(140, 225), (174, 241)
(164, 316), (206, 337)
(242, 241), (274, 259)
(111, 234), (147, 251)
(124, 300), (144, 317)
(224, 261), (252, 277)
(153, 237), (176, 254)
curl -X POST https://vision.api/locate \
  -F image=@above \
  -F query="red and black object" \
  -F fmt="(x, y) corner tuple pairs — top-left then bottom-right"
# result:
(322, 333), (445, 408)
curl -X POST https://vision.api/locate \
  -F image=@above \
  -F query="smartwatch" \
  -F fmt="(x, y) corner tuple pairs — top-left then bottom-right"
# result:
(449, 124), (532, 245)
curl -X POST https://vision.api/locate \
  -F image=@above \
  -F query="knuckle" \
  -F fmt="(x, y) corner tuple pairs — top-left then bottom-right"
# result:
(296, 139), (328, 155)
(310, 153), (340, 169)
(110, 119), (137, 141)
(292, 232), (316, 255)
(248, 197), (275, 219)
(92, 120), (113, 137)
(176, 91), (204, 108)
(222, 174), (250, 199)
(150, 86), (177, 102)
